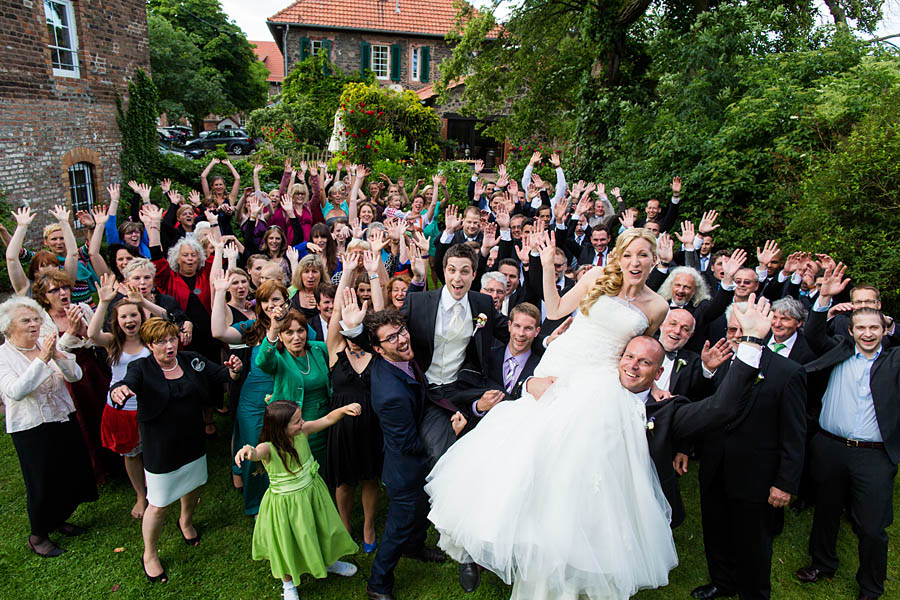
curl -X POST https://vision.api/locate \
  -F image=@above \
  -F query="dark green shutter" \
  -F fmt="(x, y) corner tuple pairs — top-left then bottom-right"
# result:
(299, 37), (311, 61)
(322, 40), (333, 75)
(360, 41), (371, 74)
(420, 46), (431, 83)
(390, 43), (402, 81)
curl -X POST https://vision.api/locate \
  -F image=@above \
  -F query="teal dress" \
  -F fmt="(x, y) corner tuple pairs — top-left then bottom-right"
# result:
(255, 338), (332, 477)
(232, 322), (275, 515)
(252, 435), (357, 580)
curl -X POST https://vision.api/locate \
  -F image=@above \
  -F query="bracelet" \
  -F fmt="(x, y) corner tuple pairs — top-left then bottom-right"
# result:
(368, 273), (379, 281)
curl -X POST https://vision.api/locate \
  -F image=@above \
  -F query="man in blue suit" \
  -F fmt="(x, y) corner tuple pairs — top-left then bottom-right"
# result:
(353, 308), (462, 600)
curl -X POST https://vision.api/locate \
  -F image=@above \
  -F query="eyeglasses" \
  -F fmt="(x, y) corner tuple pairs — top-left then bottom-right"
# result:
(378, 325), (408, 346)
(46, 285), (72, 295)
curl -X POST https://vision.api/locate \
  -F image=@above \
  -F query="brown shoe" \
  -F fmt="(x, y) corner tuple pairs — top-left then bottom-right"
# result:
(795, 566), (833, 583)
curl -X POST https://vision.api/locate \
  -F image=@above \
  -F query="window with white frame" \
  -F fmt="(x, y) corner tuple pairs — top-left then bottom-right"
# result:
(410, 47), (421, 82)
(68, 162), (95, 226)
(372, 44), (389, 80)
(44, 0), (80, 77)
(311, 39), (324, 56)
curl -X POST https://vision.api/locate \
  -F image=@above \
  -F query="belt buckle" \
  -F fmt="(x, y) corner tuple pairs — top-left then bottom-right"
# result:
(846, 438), (860, 447)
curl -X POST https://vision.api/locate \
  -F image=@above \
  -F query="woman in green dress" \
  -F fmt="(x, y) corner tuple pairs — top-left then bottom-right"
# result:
(256, 307), (332, 475)
(235, 400), (360, 600)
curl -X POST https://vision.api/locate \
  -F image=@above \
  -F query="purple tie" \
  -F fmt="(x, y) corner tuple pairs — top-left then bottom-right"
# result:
(504, 356), (517, 392)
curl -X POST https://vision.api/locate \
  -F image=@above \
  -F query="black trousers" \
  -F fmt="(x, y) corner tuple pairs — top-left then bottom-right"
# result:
(368, 484), (429, 594)
(701, 472), (781, 600)
(808, 432), (897, 597)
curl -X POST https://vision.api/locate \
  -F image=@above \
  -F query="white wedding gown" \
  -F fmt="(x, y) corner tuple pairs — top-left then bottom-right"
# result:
(425, 295), (678, 600)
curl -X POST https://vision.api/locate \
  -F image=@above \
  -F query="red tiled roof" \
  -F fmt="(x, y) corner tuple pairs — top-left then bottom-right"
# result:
(268, 0), (467, 37)
(251, 40), (285, 82)
(416, 76), (467, 100)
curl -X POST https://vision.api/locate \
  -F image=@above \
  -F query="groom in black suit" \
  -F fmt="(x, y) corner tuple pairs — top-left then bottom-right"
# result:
(359, 309), (454, 600)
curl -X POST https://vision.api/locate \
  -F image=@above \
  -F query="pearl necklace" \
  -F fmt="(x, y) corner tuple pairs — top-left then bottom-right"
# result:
(160, 361), (179, 372)
(11, 342), (38, 352)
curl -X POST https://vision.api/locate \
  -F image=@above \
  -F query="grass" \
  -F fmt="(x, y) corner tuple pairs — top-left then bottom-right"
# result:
(0, 411), (898, 599)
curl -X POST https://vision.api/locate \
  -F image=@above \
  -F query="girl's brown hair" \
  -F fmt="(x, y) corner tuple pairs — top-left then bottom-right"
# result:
(259, 400), (303, 473)
(107, 299), (146, 366)
(244, 279), (289, 347)
(27, 251), (62, 281)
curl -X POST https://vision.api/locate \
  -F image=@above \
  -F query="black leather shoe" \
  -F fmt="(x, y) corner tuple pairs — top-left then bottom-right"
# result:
(459, 562), (481, 592)
(365, 585), (395, 600)
(402, 547), (446, 563)
(26, 537), (65, 558)
(795, 566), (834, 583)
(690, 583), (736, 599)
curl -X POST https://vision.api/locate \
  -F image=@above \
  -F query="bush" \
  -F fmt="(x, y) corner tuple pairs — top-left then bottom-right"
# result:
(245, 100), (329, 148)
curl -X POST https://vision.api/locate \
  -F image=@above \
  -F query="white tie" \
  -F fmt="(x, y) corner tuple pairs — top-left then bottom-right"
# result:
(447, 302), (465, 339)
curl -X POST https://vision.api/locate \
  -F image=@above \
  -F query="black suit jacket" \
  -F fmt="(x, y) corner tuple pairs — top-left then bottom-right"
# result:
(635, 198), (680, 233)
(666, 284), (735, 353)
(646, 359), (761, 527)
(700, 349), (807, 502)
(309, 314), (326, 343)
(401, 286), (509, 409)
(369, 357), (429, 490)
(803, 307), (900, 464)
(485, 340), (543, 400)
(666, 347), (713, 400)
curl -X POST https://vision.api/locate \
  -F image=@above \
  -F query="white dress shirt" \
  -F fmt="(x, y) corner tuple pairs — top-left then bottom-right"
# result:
(426, 287), (474, 386)
(767, 331), (798, 357)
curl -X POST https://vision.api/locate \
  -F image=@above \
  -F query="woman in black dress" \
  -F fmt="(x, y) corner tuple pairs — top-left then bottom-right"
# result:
(325, 255), (385, 553)
(111, 317), (242, 583)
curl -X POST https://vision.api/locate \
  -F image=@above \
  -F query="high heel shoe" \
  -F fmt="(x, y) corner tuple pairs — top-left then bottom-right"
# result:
(176, 519), (201, 546)
(141, 556), (168, 583)
(363, 538), (377, 554)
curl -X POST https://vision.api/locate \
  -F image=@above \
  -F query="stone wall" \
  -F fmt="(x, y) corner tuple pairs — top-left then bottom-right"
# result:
(0, 0), (149, 239)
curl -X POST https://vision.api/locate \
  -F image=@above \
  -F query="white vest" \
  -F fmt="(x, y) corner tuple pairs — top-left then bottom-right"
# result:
(425, 301), (474, 386)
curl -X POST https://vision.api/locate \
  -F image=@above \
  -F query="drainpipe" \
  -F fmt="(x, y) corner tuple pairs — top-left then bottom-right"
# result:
(282, 23), (290, 84)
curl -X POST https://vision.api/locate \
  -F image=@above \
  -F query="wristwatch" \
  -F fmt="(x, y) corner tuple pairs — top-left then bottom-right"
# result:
(739, 335), (765, 345)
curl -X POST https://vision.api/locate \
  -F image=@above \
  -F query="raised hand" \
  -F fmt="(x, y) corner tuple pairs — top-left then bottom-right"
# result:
(619, 207), (637, 229)
(698, 210), (720, 234)
(756, 240), (779, 267)
(49, 204), (71, 224)
(340, 288), (367, 328)
(819, 262), (851, 300)
(212, 271), (231, 293)
(107, 183), (121, 203)
(247, 196), (261, 219)
(537, 231), (556, 269)
(722, 248), (748, 282)
(342, 250), (360, 272)
(481, 222), (498, 251)
(96, 272), (118, 303)
(731, 293), (774, 339)
(444, 204), (461, 232)
(814, 253), (837, 273)
(781, 251), (803, 275)
(549, 153), (561, 168)
(531, 173), (545, 189)
(91, 204), (110, 226)
(75, 210), (94, 229)
(136, 183), (152, 201)
(529, 150), (542, 165)
(127, 180), (140, 193)
(514, 234), (532, 263)
(553, 196), (570, 224)
(474, 159), (484, 174)
(496, 164), (507, 179)
(280, 194), (296, 218)
(223, 242), (239, 264)
(409, 243), (427, 281)
(368, 228), (387, 253)
(167, 189), (182, 205)
(574, 193), (593, 217)
(611, 186), (621, 198)
(656, 233), (674, 264)
(494, 206), (511, 229)
(362, 250), (381, 274)
(671, 176), (682, 196)
(188, 190), (202, 207)
(204, 208), (218, 224)
(675, 220), (695, 247)
(473, 179), (484, 199)
(701, 338), (734, 371)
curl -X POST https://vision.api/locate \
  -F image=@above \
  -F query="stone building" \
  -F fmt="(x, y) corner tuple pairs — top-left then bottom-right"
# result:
(266, 0), (459, 92)
(0, 0), (149, 233)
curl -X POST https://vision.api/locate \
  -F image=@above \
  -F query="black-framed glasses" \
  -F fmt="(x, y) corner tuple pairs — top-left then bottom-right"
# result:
(378, 325), (408, 346)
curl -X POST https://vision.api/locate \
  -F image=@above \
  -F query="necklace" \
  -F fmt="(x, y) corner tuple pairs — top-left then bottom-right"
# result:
(160, 361), (179, 372)
(348, 348), (366, 359)
(11, 342), (38, 352)
(295, 352), (311, 375)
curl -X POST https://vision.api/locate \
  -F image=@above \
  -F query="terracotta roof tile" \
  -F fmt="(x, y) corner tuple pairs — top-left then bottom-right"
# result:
(251, 40), (285, 82)
(268, 0), (466, 37)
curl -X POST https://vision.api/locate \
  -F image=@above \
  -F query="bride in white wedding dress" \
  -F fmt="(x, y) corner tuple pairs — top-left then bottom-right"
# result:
(425, 228), (678, 600)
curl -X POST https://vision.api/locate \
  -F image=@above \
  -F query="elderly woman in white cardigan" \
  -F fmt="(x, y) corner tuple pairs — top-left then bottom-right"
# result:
(0, 296), (97, 557)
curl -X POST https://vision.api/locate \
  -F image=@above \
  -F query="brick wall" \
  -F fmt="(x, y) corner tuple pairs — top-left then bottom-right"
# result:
(282, 28), (452, 91)
(0, 0), (149, 241)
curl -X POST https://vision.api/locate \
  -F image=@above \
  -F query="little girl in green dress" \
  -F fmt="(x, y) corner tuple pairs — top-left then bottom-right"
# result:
(236, 400), (362, 600)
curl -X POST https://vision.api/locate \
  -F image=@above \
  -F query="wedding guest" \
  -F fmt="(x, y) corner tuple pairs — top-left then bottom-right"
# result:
(0, 296), (96, 557)
(692, 300), (807, 600)
(110, 317), (242, 583)
(6, 205), (79, 297)
(484, 302), (543, 399)
(796, 264), (900, 600)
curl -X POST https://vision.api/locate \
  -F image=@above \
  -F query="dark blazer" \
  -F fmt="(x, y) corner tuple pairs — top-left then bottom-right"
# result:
(656, 282), (734, 353)
(433, 233), (486, 286)
(700, 350), (807, 501)
(646, 359), (761, 527)
(401, 286), (510, 395)
(485, 340), (543, 400)
(369, 357), (429, 490)
(666, 347), (713, 400)
(803, 307), (900, 464)
(635, 198), (680, 233)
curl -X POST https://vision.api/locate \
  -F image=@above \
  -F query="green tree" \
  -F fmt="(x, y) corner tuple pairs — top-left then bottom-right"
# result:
(148, 0), (268, 132)
(115, 68), (160, 182)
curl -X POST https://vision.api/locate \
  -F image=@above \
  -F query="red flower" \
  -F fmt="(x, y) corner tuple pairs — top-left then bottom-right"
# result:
(361, 128), (368, 134)
(365, 144), (371, 149)
(366, 110), (375, 115)
(360, 102), (366, 107)
(350, 109), (354, 114)
(375, 140), (381, 145)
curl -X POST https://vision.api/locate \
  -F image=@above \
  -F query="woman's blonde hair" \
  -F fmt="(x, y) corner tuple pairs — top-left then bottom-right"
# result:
(578, 228), (657, 316)
(291, 253), (328, 290)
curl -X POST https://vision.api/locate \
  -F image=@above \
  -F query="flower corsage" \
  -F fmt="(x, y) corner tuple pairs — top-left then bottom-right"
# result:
(474, 313), (487, 330)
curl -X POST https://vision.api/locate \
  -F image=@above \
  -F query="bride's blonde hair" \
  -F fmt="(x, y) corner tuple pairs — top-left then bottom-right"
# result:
(579, 228), (658, 316)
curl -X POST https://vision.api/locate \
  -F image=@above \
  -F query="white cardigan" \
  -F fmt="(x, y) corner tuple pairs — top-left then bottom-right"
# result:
(0, 341), (83, 434)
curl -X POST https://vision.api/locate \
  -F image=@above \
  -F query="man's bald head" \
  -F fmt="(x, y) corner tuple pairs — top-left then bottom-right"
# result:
(618, 336), (666, 394)
(659, 308), (696, 352)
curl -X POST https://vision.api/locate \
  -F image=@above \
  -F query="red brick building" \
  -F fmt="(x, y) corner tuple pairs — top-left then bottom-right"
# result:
(0, 0), (149, 232)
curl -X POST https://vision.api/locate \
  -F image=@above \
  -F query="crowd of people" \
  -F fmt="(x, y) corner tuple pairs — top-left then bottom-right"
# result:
(0, 151), (897, 600)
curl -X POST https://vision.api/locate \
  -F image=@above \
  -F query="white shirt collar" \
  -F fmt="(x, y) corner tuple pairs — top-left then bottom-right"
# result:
(769, 330), (798, 353)
(635, 388), (651, 404)
(440, 286), (470, 312)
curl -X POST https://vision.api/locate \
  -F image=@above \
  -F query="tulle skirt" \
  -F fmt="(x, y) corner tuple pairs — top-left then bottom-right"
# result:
(425, 369), (677, 600)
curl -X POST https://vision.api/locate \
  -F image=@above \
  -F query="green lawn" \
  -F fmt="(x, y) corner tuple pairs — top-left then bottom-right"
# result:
(1, 412), (898, 599)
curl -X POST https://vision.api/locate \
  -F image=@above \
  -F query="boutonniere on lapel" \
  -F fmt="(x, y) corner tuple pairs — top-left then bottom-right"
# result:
(645, 416), (656, 436)
(675, 358), (687, 373)
(190, 357), (206, 372)
(474, 313), (487, 331)
(755, 372), (765, 384)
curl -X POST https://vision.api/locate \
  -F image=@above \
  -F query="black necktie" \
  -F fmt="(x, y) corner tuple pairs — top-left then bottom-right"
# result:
(665, 351), (677, 361)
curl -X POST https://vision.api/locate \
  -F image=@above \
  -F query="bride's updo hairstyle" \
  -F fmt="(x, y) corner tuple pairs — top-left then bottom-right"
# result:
(579, 228), (658, 316)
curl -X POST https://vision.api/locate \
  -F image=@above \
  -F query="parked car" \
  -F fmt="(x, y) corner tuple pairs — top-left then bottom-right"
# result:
(158, 142), (201, 160)
(157, 128), (181, 145)
(160, 127), (188, 145)
(183, 129), (256, 155)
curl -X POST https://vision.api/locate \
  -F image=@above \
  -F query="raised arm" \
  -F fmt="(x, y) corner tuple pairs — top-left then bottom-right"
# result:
(88, 202), (113, 278)
(87, 273), (118, 346)
(302, 403), (361, 435)
(200, 157), (219, 199)
(5, 207), (35, 295)
(211, 272), (243, 344)
(48, 204), (78, 283)
(222, 159), (241, 203)
(348, 164), (365, 222)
